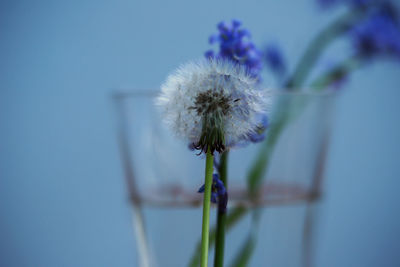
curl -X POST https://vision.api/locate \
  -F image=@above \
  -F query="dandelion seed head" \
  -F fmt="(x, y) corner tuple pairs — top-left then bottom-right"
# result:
(156, 59), (270, 154)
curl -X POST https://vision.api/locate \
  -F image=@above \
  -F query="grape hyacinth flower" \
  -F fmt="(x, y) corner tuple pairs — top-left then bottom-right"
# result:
(264, 43), (287, 77)
(205, 20), (269, 145)
(201, 24), (268, 265)
(157, 59), (269, 154)
(248, 114), (269, 143)
(198, 173), (228, 213)
(205, 19), (263, 79)
(350, 10), (400, 59)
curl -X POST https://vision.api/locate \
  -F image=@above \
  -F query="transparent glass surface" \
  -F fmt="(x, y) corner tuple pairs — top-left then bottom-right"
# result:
(113, 89), (336, 267)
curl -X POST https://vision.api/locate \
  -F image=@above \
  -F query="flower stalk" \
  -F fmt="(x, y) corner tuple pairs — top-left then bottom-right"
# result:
(214, 151), (229, 267)
(157, 48), (268, 267)
(200, 148), (214, 267)
(311, 55), (363, 90)
(285, 8), (364, 88)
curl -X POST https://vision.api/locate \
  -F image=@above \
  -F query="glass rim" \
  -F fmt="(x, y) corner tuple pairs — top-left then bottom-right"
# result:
(112, 88), (338, 99)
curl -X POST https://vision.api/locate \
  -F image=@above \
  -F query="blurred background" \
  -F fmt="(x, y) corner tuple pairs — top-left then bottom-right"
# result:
(1, 0), (400, 266)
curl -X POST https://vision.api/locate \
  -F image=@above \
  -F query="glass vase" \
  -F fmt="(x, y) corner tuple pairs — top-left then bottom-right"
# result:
(113, 89), (336, 267)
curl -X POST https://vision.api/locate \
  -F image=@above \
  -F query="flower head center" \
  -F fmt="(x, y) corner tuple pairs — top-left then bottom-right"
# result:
(190, 88), (236, 154)
(192, 89), (232, 117)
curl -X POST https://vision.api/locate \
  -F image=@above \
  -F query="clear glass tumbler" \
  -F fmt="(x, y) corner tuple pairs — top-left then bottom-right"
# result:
(113, 89), (336, 267)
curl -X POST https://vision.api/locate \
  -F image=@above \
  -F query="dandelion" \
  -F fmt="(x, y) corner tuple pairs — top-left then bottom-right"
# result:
(157, 59), (269, 154)
(157, 58), (269, 267)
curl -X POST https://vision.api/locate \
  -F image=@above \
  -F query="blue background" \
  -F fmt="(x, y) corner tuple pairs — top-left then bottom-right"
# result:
(1, 0), (400, 266)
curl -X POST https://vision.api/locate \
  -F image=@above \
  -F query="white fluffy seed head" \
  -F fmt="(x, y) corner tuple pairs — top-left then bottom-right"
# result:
(156, 58), (271, 153)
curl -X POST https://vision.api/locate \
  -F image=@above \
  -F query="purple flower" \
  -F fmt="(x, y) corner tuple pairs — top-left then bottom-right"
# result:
(248, 114), (269, 143)
(203, 20), (270, 146)
(264, 43), (286, 75)
(198, 173), (228, 212)
(205, 19), (263, 80)
(350, 0), (373, 8)
(350, 9), (400, 58)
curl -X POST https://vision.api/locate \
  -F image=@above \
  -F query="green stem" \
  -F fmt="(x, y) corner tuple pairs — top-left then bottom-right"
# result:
(285, 9), (364, 89)
(189, 206), (247, 267)
(214, 151), (229, 267)
(188, 9), (367, 267)
(310, 55), (363, 90)
(200, 149), (214, 267)
(230, 211), (261, 267)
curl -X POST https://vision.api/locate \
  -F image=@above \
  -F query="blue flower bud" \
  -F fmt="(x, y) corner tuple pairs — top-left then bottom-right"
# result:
(197, 173), (227, 212)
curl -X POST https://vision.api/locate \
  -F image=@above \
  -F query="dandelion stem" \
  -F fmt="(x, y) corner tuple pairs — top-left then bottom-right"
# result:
(214, 151), (228, 267)
(200, 148), (214, 267)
